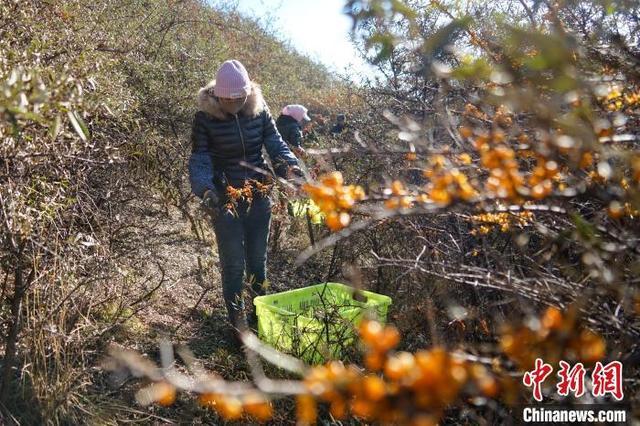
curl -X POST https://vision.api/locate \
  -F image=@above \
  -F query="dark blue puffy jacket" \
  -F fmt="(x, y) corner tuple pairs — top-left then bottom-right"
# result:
(188, 81), (299, 198)
(275, 114), (303, 148)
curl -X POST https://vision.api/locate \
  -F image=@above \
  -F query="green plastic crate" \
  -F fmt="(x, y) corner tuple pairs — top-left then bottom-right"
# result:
(288, 199), (324, 224)
(253, 282), (392, 363)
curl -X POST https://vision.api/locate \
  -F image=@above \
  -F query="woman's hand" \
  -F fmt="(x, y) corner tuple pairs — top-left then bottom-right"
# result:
(283, 166), (304, 198)
(202, 189), (220, 218)
(287, 165), (304, 180)
(292, 146), (307, 158)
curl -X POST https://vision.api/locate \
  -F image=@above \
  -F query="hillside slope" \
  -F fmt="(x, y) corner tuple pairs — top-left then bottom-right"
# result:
(0, 0), (347, 423)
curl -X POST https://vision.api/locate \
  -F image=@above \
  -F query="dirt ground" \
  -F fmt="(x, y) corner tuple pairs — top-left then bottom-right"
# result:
(97, 193), (336, 424)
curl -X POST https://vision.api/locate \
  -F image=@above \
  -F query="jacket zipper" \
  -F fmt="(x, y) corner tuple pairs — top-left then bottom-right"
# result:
(234, 113), (248, 182)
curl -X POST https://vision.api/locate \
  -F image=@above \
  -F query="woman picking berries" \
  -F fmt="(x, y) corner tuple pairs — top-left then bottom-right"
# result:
(188, 60), (303, 337)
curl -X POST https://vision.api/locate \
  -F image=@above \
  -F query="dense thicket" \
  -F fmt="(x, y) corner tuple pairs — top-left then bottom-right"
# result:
(0, 1), (347, 422)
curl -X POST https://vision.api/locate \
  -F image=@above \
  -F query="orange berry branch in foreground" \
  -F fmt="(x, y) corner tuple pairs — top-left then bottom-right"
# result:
(113, 306), (606, 425)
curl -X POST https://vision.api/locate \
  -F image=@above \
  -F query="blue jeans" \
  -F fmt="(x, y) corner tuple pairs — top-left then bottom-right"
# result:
(212, 194), (272, 325)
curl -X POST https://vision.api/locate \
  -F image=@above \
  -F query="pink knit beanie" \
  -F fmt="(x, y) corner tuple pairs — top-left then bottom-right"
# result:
(214, 60), (252, 99)
(282, 104), (311, 123)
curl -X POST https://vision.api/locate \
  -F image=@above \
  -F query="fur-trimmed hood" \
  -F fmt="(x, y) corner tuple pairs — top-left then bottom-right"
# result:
(196, 80), (265, 120)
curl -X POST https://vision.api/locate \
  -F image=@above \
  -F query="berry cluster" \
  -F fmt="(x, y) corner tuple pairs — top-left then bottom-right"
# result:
(302, 171), (365, 231)
(476, 135), (526, 200)
(528, 157), (559, 199)
(470, 210), (534, 234)
(384, 180), (415, 209)
(423, 155), (477, 205)
(599, 85), (640, 111)
(199, 391), (272, 422)
(296, 320), (505, 425)
(224, 179), (274, 211)
(501, 306), (606, 370)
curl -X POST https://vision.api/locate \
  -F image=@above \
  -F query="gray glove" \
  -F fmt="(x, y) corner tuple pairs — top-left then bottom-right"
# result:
(202, 189), (220, 218)
(288, 165), (304, 179)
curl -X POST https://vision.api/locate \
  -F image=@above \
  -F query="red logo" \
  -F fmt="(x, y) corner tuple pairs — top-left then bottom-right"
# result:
(556, 360), (586, 398)
(523, 359), (624, 401)
(592, 361), (624, 400)
(523, 358), (554, 402)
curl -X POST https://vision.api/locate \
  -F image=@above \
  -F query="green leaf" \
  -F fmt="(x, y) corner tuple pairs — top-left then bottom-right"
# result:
(367, 32), (396, 63)
(452, 57), (492, 80)
(605, 1), (616, 15)
(571, 213), (597, 243)
(49, 114), (62, 141)
(67, 110), (89, 141)
(390, 0), (417, 19)
(551, 74), (578, 92)
(422, 16), (472, 61)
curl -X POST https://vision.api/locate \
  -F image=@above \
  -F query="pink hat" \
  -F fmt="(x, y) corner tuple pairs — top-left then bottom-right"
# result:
(282, 104), (311, 123)
(214, 60), (252, 99)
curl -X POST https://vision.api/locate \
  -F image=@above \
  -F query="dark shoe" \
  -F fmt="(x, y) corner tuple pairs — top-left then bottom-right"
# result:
(247, 283), (265, 332)
(228, 310), (248, 333)
(247, 306), (259, 332)
(224, 325), (243, 348)
(226, 298), (248, 331)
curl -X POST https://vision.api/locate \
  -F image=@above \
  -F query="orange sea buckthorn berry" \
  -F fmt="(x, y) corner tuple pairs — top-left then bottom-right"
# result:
(474, 134), (490, 150)
(459, 126), (473, 138)
(531, 184), (547, 199)
(351, 397), (375, 420)
(243, 392), (273, 422)
(198, 392), (220, 408)
(479, 375), (500, 398)
(385, 198), (401, 209)
(450, 359), (469, 386)
(429, 188), (452, 205)
(326, 211), (350, 231)
(325, 212), (341, 230)
(492, 129), (506, 143)
(364, 350), (385, 371)
(541, 306), (563, 330)
(321, 171), (344, 187)
(217, 396), (243, 420)
(384, 355), (406, 381)
(329, 397), (347, 420)
(154, 381), (176, 407)
(398, 351), (416, 371)
(412, 414), (439, 426)
(296, 394), (317, 424)
(416, 193), (430, 203)
(458, 153), (472, 165)
(351, 185), (366, 200)
(359, 319), (383, 344)
(419, 347), (448, 379)
(391, 180), (406, 195)
(362, 375), (386, 401)
(327, 360), (347, 380)
(338, 211), (351, 227)
(336, 194), (355, 209)
(400, 196), (414, 208)
(608, 201), (624, 219)
(375, 325), (401, 352)
(470, 364), (499, 397)
(576, 329), (606, 363)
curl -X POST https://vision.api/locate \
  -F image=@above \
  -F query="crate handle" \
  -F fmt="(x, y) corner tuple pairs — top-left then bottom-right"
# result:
(352, 290), (368, 304)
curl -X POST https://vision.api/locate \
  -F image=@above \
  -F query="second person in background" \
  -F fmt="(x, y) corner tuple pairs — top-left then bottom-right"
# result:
(276, 104), (311, 158)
